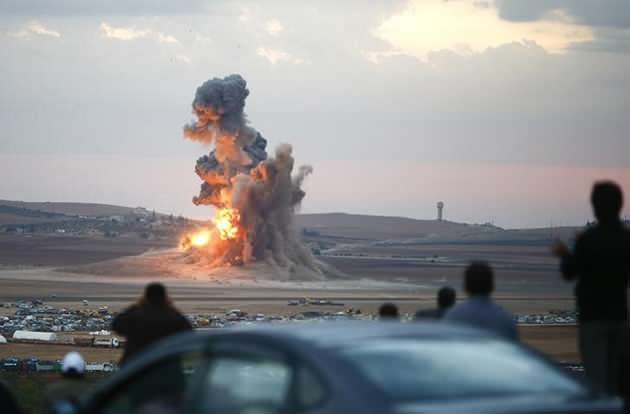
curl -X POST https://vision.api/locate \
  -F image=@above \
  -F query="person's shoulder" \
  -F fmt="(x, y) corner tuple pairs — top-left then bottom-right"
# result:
(443, 302), (470, 319)
(415, 308), (439, 319)
(492, 302), (516, 327)
(167, 308), (192, 328)
(489, 300), (513, 315)
(575, 226), (597, 242)
(119, 304), (141, 315)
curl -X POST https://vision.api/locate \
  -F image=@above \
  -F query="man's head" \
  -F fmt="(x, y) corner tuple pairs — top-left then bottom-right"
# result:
(144, 282), (167, 306)
(437, 286), (456, 309)
(464, 262), (494, 297)
(379, 302), (399, 320)
(591, 181), (623, 224)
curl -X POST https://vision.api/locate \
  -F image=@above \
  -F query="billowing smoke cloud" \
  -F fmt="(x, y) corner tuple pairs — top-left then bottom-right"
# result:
(183, 74), (321, 275)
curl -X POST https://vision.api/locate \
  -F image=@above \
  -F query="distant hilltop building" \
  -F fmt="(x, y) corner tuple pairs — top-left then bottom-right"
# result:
(437, 201), (444, 221)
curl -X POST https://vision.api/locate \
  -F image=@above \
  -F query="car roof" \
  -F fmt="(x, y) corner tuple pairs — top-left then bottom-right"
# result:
(155, 320), (498, 355)
(253, 320), (493, 347)
(99, 320), (500, 393)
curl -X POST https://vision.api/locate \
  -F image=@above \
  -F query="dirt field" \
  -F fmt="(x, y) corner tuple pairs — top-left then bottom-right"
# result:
(0, 234), (171, 267)
(0, 326), (578, 363)
(0, 232), (582, 367)
(519, 325), (578, 362)
(0, 342), (122, 361)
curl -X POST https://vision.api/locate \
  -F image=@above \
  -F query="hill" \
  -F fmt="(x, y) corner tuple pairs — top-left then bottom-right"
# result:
(0, 200), (581, 243)
(0, 200), (143, 218)
(295, 213), (493, 240)
(295, 213), (580, 244)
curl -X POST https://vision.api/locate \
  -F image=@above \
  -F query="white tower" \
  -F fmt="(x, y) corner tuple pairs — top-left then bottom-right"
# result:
(437, 201), (444, 221)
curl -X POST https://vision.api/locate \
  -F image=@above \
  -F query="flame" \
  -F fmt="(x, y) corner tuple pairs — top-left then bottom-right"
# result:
(180, 228), (212, 250)
(213, 208), (240, 240)
(190, 230), (211, 247)
(180, 208), (240, 252)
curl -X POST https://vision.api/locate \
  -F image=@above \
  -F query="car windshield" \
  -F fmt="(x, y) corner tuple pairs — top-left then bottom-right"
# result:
(341, 338), (586, 402)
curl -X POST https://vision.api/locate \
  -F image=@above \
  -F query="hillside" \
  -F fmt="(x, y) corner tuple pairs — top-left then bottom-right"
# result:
(295, 213), (500, 240)
(295, 213), (580, 244)
(0, 205), (71, 226)
(0, 200), (142, 218)
(0, 200), (581, 243)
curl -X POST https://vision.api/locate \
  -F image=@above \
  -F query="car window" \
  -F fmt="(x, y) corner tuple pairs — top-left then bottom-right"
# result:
(198, 355), (291, 414)
(96, 351), (206, 414)
(295, 364), (326, 409)
(341, 339), (587, 403)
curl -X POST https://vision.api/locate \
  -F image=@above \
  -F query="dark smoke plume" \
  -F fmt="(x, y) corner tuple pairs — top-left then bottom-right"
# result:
(183, 74), (321, 274)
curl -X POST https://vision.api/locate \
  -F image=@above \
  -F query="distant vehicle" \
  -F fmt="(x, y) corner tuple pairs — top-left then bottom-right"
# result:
(82, 300), (89, 306)
(93, 337), (120, 348)
(2, 357), (19, 371)
(36, 360), (56, 372)
(50, 322), (621, 414)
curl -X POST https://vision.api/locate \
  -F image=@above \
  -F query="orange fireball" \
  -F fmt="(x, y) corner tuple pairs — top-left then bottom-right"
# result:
(213, 208), (240, 240)
(180, 228), (212, 250)
(190, 230), (211, 247)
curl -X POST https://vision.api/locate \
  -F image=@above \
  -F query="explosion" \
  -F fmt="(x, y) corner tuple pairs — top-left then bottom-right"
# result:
(190, 230), (211, 248)
(213, 208), (239, 240)
(180, 74), (319, 272)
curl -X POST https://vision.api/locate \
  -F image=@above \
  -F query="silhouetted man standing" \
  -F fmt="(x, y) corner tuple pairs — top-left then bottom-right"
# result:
(553, 181), (630, 393)
(444, 262), (518, 341)
(112, 283), (192, 364)
(415, 286), (456, 320)
(378, 302), (400, 320)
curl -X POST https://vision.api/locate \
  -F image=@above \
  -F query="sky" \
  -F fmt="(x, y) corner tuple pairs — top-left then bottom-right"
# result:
(1, 0), (629, 228)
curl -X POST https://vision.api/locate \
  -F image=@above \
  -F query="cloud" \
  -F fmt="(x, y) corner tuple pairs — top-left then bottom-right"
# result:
(256, 47), (303, 64)
(100, 22), (148, 40)
(26, 21), (61, 37)
(239, 7), (251, 23)
(175, 54), (192, 64)
(265, 19), (284, 36)
(100, 22), (178, 44)
(497, 0), (630, 29)
(570, 27), (630, 54)
(194, 33), (212, 43)
(364, 50), (407, 64)
(0, 0), (209, 16)
(368, 0), (593, 62)
(6, 21), (61, 38)
(495, 0), (630, 53)
(157, 33), (178, 44)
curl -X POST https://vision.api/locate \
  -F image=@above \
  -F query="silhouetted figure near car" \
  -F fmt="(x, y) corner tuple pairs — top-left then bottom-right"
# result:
(444, 262), (518, 341)
(0, 380), (21, 414)
(379, 302), (399, 320)
(112, 283), (192, 365)
(552, 181), (630, 394)
(415, 286), (456, 320)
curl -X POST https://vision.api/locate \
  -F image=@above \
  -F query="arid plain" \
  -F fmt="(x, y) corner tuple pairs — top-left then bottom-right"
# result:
(0, 206), (583, 362)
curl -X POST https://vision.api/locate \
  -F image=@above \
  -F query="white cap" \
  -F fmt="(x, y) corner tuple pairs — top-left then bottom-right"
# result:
(62, 351), (85, 375)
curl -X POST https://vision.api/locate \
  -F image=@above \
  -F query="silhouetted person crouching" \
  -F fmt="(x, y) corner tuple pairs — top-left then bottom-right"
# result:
(415, 286), (456, 320)
(444, 262), (518, 341)
(553, 181), (630, 394)
(112, 283), (192, 365)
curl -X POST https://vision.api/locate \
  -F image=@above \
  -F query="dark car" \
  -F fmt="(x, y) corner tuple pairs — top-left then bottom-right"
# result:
(54, 322), (621, 414)
(1, 357), (19, 371)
